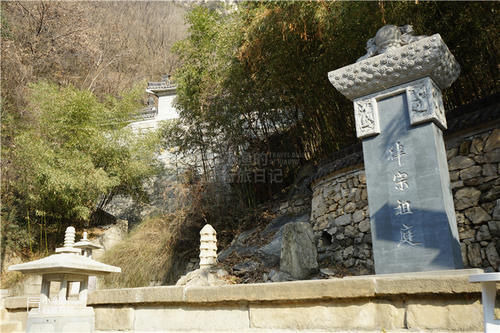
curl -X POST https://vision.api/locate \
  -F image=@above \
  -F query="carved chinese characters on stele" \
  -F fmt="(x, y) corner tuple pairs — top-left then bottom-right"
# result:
(361, 92), (462, 274)
(329, 25), (462, 274)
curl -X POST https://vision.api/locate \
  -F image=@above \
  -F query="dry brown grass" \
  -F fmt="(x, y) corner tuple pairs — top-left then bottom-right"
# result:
(99, 211), (188, 288)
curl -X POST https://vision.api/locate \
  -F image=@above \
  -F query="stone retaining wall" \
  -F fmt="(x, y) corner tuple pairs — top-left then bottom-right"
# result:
(1, 269), (485, 332)
(311, 128), (500, 274)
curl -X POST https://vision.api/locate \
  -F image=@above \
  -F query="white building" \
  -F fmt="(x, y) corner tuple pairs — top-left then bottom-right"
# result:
(129, 75), (179, 132)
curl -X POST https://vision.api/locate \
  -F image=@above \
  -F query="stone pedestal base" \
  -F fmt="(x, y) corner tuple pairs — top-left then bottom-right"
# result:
(27, 306), (94, 333)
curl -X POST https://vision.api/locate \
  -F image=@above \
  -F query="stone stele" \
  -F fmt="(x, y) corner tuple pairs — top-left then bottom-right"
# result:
(328, 25), (463, 274)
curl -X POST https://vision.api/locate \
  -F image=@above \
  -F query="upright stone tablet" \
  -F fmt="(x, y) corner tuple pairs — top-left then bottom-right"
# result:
(328, 25), (463, 274)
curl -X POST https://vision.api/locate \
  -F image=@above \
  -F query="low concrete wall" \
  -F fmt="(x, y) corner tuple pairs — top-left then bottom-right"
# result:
(4, 269), (486, 332)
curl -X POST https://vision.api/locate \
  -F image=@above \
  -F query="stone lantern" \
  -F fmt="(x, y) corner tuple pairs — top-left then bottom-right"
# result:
(74, 232), (101, 259)
(74, 231), (102, 292)
(8, 226), (121, 333)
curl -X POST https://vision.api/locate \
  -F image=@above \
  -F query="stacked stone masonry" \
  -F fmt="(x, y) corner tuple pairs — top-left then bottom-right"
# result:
(311, 128), (500, 274)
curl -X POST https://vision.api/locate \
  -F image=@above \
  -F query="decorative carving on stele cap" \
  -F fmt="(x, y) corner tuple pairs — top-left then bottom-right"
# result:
(328, 25), (460, 101)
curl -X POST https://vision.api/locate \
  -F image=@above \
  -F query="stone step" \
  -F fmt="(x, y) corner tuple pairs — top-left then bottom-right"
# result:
(0, 321), (22, 333)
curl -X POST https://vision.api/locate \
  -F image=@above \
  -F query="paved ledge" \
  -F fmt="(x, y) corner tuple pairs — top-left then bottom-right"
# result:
(88, 286), (184, 305)
(4, 270), (487, 332)
(368, 269), (484, 295)
(4, 296), (29, 310)
(5, 269), (483, 310)
(87, 269), (481, 306)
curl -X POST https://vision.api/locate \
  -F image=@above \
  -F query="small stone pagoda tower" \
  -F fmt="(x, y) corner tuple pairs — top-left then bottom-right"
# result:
(8, 227), (121, 333)
(199, 224), (217, 269)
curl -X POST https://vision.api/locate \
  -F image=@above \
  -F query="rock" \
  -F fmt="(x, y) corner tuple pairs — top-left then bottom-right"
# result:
(319, 268), (337, 276)
(335, 214), (352, 226)
(344, 225), (357, 238)
(485, 149), (500, 163)
(363, 233), (372, 244)
(258, 237), (282, 267)
(280, 222), (318, 280)
(467, 243), (482, 267)
(486, 242), (500, 270)
(343, 245), (354, 258)
(493, 200), (500, 220)
(463, 178), (481, 186)
(476, 225), (492, 241)
(449, 171), (460, 181)
(353, 210), (365, 223)
(464, 207), (491, 225)
(353, 177), (359, 187)
(332, 250), (343, 262)
(470, 137), (484, 154)
(344, 258), (355, 267)
(359, 173), (366, 184)
(460, 243), (469, 267)
(344, 202), (356, 213)
(446, 148), (458, 160)
(459, 229), (475, 239)
(293, 198), (305, 207)
(270, 270), (294, 282)
(361, 189), (368, 200)
(448, 156), (475, 171)
(355, 244), (372, 259)
(480, 185), (500, 203)
(92, 220), (128, 260)
(484, 129), (500, 152)
(176, 268), (231, 287)
(233, 260), (260, 274)
(454, 187), (481, 210)
(459, 141), (471, 155)
(356, 200), (368, 209)
(358, 219), (371, 233)
(455, 212), (468, 225)
(311, 195), (323, 217)
(326, 226), (337, 236)
(451, 181), (464, 190)
(483, 164), (497, 177)
(314, 216), (329, 231)
(268, 269), (294, 282)
(474, 155), (487, 164)
(263, 213), (309, 235)
(328, 203), (338, 212)
(459, 166), (482, 180)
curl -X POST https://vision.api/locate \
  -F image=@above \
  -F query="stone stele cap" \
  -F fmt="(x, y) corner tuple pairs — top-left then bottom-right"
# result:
(328, 33), (460, 101)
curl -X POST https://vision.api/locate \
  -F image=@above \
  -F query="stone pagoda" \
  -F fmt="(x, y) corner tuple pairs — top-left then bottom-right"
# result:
(8, 226), (121, 333)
